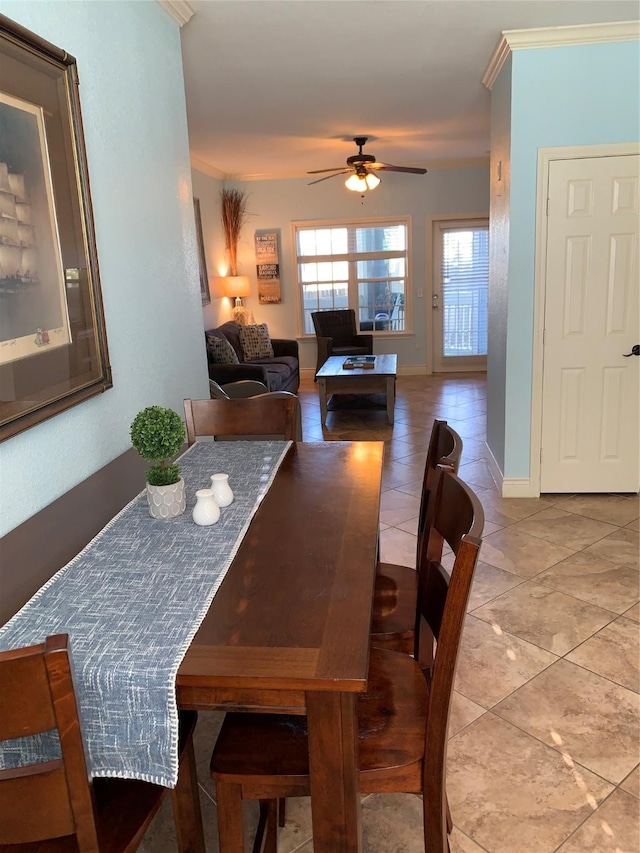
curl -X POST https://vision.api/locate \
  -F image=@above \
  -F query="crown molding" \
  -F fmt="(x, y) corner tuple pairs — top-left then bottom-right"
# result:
(483, 19), (640, 90)
(190, 156), (226, 180)
(156, 0), (195, 27)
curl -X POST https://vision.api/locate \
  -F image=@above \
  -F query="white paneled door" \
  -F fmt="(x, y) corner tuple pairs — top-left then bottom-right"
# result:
(541, 154), (639, 493)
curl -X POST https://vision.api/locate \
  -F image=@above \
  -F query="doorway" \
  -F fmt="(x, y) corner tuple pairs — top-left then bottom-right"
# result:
(430, 217), (489, 373)
(533, 145), (639, 494)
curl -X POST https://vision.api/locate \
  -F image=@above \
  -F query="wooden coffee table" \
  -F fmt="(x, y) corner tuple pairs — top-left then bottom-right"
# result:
(316, 354), (397, 426)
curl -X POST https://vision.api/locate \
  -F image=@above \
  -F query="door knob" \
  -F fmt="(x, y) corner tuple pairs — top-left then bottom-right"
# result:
(623, 344), (640, 357)
(432, 294), (439, 310)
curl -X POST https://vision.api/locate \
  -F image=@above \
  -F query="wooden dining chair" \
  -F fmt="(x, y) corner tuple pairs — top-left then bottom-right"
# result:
(183, 395), (299, 446)
(371, 418), (463, 655)
(209, 466), (484, 853)
(0, 634), (204, 853)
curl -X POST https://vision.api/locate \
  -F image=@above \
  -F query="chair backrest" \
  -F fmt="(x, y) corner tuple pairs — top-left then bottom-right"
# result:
(0, 634), (100, 848)
(311, 309), (358, 344)
(415, 466), (483, 835)
(184, 396), (299, 445)
(416, 419), (463, 556)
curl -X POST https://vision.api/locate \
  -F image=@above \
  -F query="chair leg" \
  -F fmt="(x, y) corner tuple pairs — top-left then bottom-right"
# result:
(253, 800), (278, 853)
(216, 781), (245, 853)
(446, 796), (453, 834)
(171, 733), (205, 853)
(278, 797), (286, 827)
(423, 789), (448, 853)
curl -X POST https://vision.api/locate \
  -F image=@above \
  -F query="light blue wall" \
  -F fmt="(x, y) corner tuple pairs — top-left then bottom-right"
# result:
(0, 1), (209, 536)
(192, 166), (490, 371)
(486, 55), (511, 473)
(504, 39), (640, 479)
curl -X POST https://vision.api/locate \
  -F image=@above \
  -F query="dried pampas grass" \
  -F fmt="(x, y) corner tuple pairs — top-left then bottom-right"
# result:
(221, 188), (249, 276)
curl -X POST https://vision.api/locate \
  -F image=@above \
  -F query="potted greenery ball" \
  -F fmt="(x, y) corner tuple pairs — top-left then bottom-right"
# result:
(130, 405), (186, 519)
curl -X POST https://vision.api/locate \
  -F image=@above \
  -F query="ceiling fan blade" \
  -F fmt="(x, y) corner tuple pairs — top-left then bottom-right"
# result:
(307, 166), (346, 175)
(308, 170), (351, 185)
(370, 162), (427, 175)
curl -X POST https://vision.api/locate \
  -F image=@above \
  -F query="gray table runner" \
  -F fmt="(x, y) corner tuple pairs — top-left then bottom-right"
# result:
(0, 440), (291, 787)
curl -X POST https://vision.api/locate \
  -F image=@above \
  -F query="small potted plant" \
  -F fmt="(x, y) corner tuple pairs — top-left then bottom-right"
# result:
(130, 405), (186, 519)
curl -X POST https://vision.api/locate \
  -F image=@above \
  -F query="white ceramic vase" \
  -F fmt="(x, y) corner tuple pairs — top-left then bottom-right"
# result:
(210, 473), (234, 507)
(192, 488), (220, 526)
(146, 477), (186, 520)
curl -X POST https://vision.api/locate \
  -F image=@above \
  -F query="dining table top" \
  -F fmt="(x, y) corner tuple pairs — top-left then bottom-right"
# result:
(177, 439), (384, 706)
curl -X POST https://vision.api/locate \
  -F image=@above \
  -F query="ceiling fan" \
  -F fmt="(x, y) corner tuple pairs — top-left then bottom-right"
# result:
(307, 136), (427, 191)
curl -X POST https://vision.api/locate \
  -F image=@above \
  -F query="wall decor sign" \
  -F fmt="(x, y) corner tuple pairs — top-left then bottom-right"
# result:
(0, 14), (111, 442)
(254, 230), (281, 304)
(193, 197), (210, 305)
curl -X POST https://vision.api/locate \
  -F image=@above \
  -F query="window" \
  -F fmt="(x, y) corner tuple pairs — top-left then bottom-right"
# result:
(294, 218), (410, 334)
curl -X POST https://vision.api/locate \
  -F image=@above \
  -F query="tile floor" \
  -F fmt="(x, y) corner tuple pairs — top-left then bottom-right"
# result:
(141, 374), (639, 853)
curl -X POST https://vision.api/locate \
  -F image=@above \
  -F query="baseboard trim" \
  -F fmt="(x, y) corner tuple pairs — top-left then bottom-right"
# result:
(484, 442), (504, 492)
(502, 478), (540, 498)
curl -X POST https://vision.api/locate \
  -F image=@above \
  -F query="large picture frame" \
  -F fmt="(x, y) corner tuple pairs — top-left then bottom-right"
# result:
(193, 197), (210, 305)
(0, 14), (111, 442)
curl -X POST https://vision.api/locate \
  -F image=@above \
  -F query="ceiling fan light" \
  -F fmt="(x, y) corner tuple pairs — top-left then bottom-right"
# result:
(345, 173), (367, 192)
(365, 172), (381, 190)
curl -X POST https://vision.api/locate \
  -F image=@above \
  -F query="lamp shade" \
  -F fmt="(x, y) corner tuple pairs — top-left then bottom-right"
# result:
(222, 275), (251, 298)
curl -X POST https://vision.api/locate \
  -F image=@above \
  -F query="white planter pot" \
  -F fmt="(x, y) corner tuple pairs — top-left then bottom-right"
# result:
(146, 477), (186, 520)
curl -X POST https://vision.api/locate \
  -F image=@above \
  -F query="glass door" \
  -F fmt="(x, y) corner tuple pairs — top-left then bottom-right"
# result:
(432, 218), (489, 372)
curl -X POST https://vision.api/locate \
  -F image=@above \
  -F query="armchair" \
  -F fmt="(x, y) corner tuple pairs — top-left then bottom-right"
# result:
(311, 309), (373, 377)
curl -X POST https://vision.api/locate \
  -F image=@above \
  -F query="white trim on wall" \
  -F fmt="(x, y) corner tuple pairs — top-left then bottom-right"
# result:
(156, 0), (195, 26)
(530, 142), (640, 498)
(483, 20), (640, 90)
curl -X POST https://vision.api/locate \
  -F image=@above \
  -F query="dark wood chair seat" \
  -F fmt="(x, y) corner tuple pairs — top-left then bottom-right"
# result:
(211, 647), (427, 795)
(371, 419), (463, 655)
(0, 634), (204, 853)
(210, 466), (484, 853)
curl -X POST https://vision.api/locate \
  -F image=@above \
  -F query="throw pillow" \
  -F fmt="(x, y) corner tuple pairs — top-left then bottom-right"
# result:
(238, 323), (274, 360)
(206, 333), (239, 364)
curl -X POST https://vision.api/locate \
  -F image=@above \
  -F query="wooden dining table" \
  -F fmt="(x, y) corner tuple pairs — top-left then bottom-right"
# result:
(177, 440), (384, 853)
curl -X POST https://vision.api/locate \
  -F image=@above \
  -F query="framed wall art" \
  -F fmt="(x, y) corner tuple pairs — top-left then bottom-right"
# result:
(254, 230), (281, 304)
(193, 197), (210, 305)
(0, 14), (111, 442)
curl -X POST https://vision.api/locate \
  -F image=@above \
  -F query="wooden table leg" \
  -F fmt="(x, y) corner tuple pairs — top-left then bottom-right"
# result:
(171, 732), (206, 853)
(306, 691), (362, 853)
(318, 378), (328, 426)
(386, 376), (395, 424)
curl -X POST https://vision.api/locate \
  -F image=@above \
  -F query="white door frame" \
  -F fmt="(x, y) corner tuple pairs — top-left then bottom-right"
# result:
(530, 141), (640, 496)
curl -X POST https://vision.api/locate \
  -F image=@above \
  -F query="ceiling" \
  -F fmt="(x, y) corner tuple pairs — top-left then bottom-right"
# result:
(180, 1), (638, 181)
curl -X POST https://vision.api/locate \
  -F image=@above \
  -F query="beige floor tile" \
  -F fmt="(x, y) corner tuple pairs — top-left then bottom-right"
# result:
(379, 526), (417, 568)
(624, 602), (640, 622)
(449, 828), (490, 853)
(534, 551), (639, 614)
(361, 792), (425, 853)
(472, 582), (614, 655)
(395, 478), (424, 499)
(447, 713), (613, 853)
(494, 659), (640, 784)
(457, 460), (498, 492)
(583, 527), (639, 570)
(554, 493), (640, 527)
(556, 789), (640, 853)
(626, 517), (640, 531)
(456, 436), (487, 463)
(449, 690), (486, 737)
(277, 796), (314, 853)
(467, 562), (524, 611)
(379, 488), (421, 526)
(566, 616), (640, 693)
(511, 507), (619, 551)
(396, 515), (419, 536)
(620, 765), (640, 799)
(455, 615), (557, 708)
(479, 527), (575, 578)
(475, 489), (556, 526)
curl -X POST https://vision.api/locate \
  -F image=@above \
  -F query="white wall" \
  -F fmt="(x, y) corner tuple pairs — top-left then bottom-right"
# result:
(0, 1), (210, 536)
(193, 164), (489, 372)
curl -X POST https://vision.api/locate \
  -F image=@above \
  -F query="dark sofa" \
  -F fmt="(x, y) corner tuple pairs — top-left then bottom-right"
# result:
(205, 321), (299, 393)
